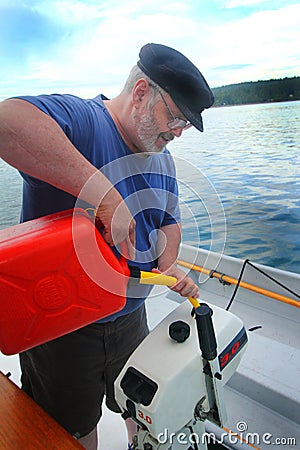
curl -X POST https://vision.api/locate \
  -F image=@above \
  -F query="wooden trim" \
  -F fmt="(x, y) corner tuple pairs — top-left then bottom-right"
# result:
(0, 371), (83, 449)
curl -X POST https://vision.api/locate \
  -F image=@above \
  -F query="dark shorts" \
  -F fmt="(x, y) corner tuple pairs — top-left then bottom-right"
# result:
(19, 304), (149, 438)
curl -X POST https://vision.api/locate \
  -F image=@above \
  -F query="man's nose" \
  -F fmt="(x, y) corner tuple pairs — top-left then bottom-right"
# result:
(171, 127), (184, 138)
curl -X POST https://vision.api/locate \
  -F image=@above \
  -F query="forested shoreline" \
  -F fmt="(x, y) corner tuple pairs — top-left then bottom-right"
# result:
(212, 76), (300, 106)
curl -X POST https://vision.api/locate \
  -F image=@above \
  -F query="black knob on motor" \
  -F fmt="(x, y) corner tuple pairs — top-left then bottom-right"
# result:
(169, 321), (190, 343)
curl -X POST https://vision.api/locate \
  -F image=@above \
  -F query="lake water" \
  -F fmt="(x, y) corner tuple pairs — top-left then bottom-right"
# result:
(0, 100), (299, 274)
(170, 100), (300, 274)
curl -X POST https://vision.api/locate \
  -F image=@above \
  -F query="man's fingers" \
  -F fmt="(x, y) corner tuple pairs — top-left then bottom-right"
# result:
(119, 238), (135, 261)
(128, 219), (136, 259)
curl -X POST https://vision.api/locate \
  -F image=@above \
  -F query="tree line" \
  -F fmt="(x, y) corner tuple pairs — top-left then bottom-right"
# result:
(212, 76), (300, 106)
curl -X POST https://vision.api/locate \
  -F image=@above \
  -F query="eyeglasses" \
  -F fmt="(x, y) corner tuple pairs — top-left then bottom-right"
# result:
(159, 91), (192, 130)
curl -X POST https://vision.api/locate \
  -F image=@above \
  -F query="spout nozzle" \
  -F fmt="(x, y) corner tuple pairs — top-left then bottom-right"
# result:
(128, 266), (200, 307)
(188, 296), (201, 308)
(140, 271), (177, 286)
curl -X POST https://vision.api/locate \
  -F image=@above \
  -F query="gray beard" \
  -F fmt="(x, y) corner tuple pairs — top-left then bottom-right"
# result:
(136, 110), (174, 154)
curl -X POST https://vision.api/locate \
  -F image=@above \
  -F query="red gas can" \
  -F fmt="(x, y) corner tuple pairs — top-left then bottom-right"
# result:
(0, 209), (129, 355)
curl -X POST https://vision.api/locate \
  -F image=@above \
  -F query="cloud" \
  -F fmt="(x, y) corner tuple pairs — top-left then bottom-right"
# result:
(1, 3), (203, 98)
(0, 0), (299, 99)
(224, 0), (269, 8)
(213, 64), (253, 71)
(203, 3), (300, 85)
(0, 4), (66, 67)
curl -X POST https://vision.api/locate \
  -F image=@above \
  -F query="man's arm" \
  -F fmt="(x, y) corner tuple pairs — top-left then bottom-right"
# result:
(156, 223), (199, 299)
(0, 98), (135, 258)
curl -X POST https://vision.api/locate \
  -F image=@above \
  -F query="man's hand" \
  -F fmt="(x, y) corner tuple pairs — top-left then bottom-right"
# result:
(153, 266), (199, 299)
(96, 187), (136, 260)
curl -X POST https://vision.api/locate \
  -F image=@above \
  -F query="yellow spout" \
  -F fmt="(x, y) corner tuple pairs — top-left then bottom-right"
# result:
(139, 271), (200, 308)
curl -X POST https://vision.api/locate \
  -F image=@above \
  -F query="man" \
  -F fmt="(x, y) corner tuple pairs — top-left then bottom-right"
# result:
(0, 43), (214, 449)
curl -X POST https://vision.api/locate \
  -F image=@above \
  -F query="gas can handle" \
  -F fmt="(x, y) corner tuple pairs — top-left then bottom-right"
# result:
(118, 255), (131, 278)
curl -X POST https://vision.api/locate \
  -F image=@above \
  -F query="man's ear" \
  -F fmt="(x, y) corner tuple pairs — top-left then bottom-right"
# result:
(132, 79), (150, 107)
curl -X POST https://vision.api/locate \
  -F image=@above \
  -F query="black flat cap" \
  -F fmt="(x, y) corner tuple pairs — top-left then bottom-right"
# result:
(137, 43), (214, 132)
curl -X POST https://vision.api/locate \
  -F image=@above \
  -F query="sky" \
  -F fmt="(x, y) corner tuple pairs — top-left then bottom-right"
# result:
(0, 0), (299, 100)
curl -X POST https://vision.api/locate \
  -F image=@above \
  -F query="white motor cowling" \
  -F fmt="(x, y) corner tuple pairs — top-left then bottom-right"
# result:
(115, 300), (247, 447)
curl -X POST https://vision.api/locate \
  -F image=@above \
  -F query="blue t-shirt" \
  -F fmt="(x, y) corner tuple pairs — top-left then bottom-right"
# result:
(17, 93), (180, 321)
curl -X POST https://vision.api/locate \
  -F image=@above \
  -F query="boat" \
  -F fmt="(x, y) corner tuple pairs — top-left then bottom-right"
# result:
(154, 244), (300, 449)
(1, 236), (300, 449)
